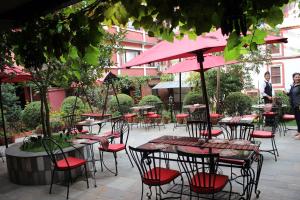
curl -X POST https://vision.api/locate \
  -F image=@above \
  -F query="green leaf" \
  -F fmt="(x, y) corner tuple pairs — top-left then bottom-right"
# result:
(252, 29), (267, 44)
(224, 45), (240, 61)
(265, 6), (284, 27)
(250, 42), (258, 51)
(69, 46), (78, 59)
(226, 32), (241, 50)
(74, 71), (81, 80)
(83, 44), (100, 65)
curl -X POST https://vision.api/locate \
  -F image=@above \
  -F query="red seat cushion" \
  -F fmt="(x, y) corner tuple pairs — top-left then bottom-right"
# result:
(251, 130), (274, 138)
(147, 112), (155, 116)
(56, 157), (86, 170)
(219, 157), (246, 166)
(99, 143), (125, 152)
(283, 114), (295, 121)
(210, 113), (223, 118)
(200, 129), (223, 137)
(148, 114), (161, 118)
(176, 113), (189, 118)
(124, 113), (137, 118)
(263, 112), (277, 116)
(191, 172), (229, 193)
(143, 167), (180, 185)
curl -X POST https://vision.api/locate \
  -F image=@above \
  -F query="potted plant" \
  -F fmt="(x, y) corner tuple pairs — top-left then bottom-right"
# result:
(162, 110), (171, 124)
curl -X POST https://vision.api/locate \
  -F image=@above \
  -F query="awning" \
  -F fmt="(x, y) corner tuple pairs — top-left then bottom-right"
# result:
(152, 81), (191, 89)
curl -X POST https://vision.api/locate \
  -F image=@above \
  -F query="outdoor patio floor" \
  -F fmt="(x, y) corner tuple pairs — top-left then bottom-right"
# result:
(0, 123), (300, 200)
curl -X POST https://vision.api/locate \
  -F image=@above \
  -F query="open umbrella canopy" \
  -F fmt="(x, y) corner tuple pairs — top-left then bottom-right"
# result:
(122, 29), (287, 68)
(0, 65), (31, 83)
(163, 55), (237, 74)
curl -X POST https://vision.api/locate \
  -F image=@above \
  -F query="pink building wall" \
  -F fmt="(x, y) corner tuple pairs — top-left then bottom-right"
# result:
(48, 88), (66, 111)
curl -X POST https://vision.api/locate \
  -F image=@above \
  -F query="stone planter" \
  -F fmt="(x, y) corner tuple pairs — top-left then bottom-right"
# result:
(5, 142), (87, 185)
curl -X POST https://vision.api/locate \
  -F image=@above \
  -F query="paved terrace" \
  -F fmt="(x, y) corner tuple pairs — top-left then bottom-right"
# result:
(0, 123), (300, 200)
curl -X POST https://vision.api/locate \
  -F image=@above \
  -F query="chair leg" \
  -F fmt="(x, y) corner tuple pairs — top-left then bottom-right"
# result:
(84, 164), (90, 189)
(125, 148), (134, 167)
(67, 170), (71, 199)
(141, 183), (144, 200)
(271, 138), (277, 162)
(113, 152), (118, 176)
(99, 151), (104, 172)
(49, 169), (55, 194)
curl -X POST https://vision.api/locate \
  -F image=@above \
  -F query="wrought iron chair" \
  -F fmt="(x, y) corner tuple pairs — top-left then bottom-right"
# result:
(187, 120), (223, 139)
(62, 114), (88, 134)
(129, 146), (183, 200)
(102, 117), (124, 140)
(98, 120), (134, 176)
(250, 115), (280, 161)
(42, 137), (89, 199)
(177, 148), (232, 199)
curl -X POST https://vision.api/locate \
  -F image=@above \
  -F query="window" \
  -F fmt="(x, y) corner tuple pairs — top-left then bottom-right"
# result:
(267, 43), (282, 56)
(120, 49), (140, 65)
(270, 65), (282, 84)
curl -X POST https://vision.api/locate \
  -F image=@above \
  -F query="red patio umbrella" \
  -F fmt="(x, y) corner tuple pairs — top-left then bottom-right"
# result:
(0, 65), (32, 148)
(122, 30), (288, 139)
(163, 55), (237, 112)
(163, 55), (237, 74)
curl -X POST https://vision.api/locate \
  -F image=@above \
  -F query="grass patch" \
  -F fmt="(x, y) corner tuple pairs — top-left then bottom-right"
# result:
(21, 134), (73, 153)
(284, 120), (296, 126)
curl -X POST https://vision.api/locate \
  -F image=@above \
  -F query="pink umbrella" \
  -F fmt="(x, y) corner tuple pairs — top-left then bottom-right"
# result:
(0, 65), (32, 148)
(163, 55), (237, 74)
(122, 29), (287, 68)
(122, 30), (287, 139)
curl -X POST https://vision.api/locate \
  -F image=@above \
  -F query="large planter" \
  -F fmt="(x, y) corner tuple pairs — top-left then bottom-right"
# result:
(5, 142), (88, 185)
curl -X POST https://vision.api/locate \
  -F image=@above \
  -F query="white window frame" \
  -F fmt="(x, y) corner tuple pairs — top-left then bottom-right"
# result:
(270, 64), (283, 86)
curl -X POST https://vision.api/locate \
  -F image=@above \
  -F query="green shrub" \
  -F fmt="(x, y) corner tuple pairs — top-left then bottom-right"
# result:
(275, 91), (292, 114)
(61, 96), (86, 116)
(108, 94), (134, 114)
(139, 95), (162, 105)
(224, 92), (252, 115)
(183, 91), (204, 105)
(35, 120), (65, 134)
(21, 101), (41, 129)
(138, 95), (163, 110)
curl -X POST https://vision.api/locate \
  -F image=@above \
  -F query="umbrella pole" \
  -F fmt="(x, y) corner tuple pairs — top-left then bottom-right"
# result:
(0, 82), (8, 148)
(179, 72), (182, 113)
(197, 52), (212, 139)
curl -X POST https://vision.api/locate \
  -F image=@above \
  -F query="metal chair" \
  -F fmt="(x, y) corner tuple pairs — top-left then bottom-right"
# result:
(220, 123), (255, 141)
(62, 114), (88, 134)
(98, 120), (134, 176)
(187, 120), (223, 139)
(177, 148), (232, 199)
(42, 137), (89, 199)
(129, 146), (183, 200)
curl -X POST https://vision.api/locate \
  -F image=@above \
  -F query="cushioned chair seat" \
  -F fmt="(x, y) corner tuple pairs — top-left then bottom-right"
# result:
(200, 129), (223, 137)
(57, 157), (87, 170)
(143, 167), (181, 185)
(282, 114), (295, 120)
(147, 112), (156, 116)
(251, 130), (274, 138)
(148, 114), (161, 118)
(99, 143), (125, 152)
(263, 112), (277, 116)
(191, 172), (229, 193)
(210, 113), (223, 118)
(176, 113), (189, 118)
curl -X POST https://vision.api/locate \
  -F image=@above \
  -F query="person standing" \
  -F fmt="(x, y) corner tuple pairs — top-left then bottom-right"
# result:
(284, 72), (300, 139)
(260, 71), (274, 104)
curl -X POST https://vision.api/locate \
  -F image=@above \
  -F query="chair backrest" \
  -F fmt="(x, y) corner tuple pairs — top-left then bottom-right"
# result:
(112, 118), (130, 145)
(42, 137), (69, 169)
(177, 149), (220, 193)
(62, 114), (80, 133)
(187, 120), (210, 138)
(220, 123), (254, 140)
(189, 109), (206, 121)
(129, 146), (163, 185)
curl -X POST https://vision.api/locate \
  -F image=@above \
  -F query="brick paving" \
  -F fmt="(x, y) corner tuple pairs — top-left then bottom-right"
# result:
(0, 123), (300, 200)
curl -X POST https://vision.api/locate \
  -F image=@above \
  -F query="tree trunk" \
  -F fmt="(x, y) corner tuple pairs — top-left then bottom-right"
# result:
(43, 86), (51, 137)
(40, 87), (46, 137)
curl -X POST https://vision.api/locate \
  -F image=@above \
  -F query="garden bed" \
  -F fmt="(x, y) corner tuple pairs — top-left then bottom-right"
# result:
(5, 142), (87, 185)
